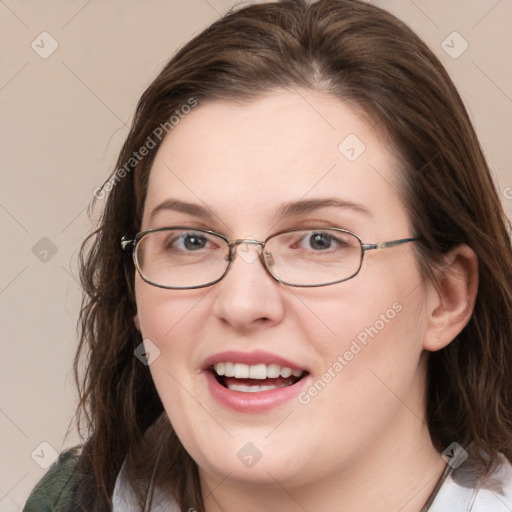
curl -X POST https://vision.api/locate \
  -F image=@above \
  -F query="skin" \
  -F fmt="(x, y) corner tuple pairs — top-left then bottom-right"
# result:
(134, 90), (478, 511)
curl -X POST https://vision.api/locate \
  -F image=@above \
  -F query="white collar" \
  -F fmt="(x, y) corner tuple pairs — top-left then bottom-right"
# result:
(429, 455), (512, 511)
(112, 463), (179, 512)
(113, 455), (512, 511)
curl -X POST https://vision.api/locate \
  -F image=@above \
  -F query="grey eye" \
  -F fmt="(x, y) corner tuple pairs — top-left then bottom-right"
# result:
(182, 234), (207, 250)
(308, 232), (333, 250)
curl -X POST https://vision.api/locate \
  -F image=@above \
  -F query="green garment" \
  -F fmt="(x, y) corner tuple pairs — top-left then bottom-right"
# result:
(23, 449), (79, 512)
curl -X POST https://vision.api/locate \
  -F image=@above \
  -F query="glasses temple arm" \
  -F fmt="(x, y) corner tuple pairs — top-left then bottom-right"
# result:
(362, 237), (418, 251)
(121, 236), (135, 253)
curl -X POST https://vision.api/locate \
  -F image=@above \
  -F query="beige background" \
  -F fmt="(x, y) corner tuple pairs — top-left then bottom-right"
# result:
(1, 0), (511, 509)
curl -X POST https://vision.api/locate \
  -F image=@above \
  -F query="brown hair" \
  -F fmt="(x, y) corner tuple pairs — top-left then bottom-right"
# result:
(74, 0), (512, 510)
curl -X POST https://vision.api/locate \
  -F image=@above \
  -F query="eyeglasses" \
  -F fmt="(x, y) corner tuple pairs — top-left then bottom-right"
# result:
(121, 227), (418, 289)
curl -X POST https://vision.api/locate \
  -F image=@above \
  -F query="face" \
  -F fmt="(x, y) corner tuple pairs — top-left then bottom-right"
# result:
(134, 90), (432, 491)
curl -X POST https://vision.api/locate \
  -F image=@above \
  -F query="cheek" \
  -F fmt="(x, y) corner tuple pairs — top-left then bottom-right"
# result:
(133, 280), (211, 407)
(135, 276), (207, 345)
(303, 257), (426, 382)
(134, 284), (227, 470)
(134, 284), (206, 409)
(294, 288), (427, 460)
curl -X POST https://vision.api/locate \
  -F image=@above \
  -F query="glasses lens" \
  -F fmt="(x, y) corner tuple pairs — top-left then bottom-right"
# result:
(265, 229), (362, 286)
(135, 229), (230, 288)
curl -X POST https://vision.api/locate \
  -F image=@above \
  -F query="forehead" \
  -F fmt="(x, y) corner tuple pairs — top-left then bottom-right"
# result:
(142, 90), (407, 235)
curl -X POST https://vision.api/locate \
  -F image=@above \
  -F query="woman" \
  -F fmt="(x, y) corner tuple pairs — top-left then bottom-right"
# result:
(24, 0), (512, 510)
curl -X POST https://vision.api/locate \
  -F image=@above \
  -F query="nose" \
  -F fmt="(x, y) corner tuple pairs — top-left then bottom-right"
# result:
(212, 241), (286, 332)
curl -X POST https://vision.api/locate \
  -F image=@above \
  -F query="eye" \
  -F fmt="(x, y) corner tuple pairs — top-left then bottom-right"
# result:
(298, 231), (348, 251)
(165, 232), (213, 251)
(306, 232), (333, 250)
(182, 233), (207, 250)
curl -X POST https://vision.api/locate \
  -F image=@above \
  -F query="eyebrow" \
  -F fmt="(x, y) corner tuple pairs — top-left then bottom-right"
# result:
(148, 197), (372, 224)
(148, 199), (215, 222)
(275, 198), (372, 220)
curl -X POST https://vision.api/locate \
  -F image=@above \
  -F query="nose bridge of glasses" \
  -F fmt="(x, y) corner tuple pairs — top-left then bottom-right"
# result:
(228, 238), (264, 252)
(226, 239), (269, 267)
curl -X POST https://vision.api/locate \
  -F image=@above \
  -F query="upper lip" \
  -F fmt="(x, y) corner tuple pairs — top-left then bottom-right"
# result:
(202, 350), (308, 372)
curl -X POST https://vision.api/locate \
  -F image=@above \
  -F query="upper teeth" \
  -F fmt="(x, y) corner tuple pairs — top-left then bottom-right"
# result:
(213, 362), (304, 380)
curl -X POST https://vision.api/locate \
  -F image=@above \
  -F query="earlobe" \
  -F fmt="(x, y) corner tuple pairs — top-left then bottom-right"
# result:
(134, 313), (141, 332)
(423, 245), (479, 352)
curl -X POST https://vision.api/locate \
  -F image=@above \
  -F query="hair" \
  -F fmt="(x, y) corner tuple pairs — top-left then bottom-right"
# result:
(74, 0), (512, 510)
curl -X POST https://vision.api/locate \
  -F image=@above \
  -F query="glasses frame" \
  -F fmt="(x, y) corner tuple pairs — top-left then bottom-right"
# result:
(121, 226), (418, 289)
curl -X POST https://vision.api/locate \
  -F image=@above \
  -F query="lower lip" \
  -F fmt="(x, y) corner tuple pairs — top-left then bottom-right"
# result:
(204, 370), (308, 413)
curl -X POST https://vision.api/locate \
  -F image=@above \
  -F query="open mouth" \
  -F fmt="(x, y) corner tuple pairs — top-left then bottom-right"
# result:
(210, 362), (307, 393)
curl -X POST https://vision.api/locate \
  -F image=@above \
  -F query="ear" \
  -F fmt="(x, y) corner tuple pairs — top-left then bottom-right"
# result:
(423, 245), (479, 352)
(134, 313), (141, 332)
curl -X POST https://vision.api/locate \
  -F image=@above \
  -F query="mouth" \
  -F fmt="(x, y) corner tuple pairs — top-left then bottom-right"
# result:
(201, 350), (310, 412)
(210, 362), (307, 393)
